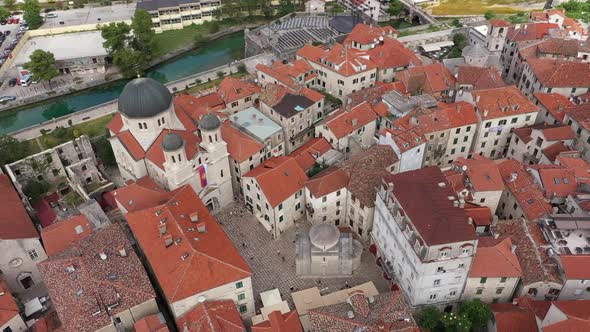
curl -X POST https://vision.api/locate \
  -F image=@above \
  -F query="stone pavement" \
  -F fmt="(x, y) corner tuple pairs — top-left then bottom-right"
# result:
(214, 203), (390, 312)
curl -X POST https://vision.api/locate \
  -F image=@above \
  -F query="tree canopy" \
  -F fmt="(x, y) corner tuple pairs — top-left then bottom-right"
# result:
(0, 7), (11, 21)
(23, 0), (43, 29)
(459, 299), (492, 329)
(4, 0), (16, 11)
(418, 306), (442, 331)
(100, 10), (157, 77)
(25, 50), (60, 86)
(0, 135), (31, 167)
(388, 0), (405, 17)
(484, 11), (496, 20)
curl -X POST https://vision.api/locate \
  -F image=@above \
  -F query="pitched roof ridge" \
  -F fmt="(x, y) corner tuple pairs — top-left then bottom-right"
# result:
(192, 248), (252, 276)
(494, 237), (523, 274)
(170, 254), (194, 301)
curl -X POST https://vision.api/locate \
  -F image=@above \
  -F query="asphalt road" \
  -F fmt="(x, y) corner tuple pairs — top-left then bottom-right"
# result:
(41, 4), (137, 28)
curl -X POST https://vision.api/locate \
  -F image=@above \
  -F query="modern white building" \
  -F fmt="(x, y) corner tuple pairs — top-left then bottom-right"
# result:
(372, 167), (477, 308)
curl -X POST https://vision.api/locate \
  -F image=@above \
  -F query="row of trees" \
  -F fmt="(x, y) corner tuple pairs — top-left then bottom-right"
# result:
(100, 10), (156, 77)
(0, 0), (43, 28)
(418, 300), (491, 332)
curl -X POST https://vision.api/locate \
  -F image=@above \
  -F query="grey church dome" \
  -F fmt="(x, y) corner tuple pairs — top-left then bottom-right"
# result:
(309, 224), (340, 250)
(162, 132), (184, 152)
(199, 113), (221, 131)
(118, 78), (173, 119)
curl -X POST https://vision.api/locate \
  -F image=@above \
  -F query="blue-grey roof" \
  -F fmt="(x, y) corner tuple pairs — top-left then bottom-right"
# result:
(118, 78), (172, 119)
(230, 107), (282, 142)
(199, 113), (221, 131)
(162, 132), (184, 151)
(137, 0), (197, 11)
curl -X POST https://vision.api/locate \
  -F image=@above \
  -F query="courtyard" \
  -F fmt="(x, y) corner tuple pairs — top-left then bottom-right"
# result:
(214, 203), (390, 312)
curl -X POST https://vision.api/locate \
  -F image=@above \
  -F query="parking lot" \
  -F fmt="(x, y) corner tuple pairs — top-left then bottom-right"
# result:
(41, 4), (137, 28)
(0, 21), (26, 65)
(214, 203), (390, 312)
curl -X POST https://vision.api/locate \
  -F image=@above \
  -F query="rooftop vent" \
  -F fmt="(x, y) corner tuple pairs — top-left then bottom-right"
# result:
(164, 235), (173, 247)
(160, 218), (168, 224)
(155, 209), (162, 216)
(171, 201), (179, 206)
(187, 227), (195, 232)
(347, 311), (355, 319)
(438, 182), (446, 187)
(181, 253), (190, 260)
(159, 224), (167, 235)
(107, 273), (118, 281)
(197, 222), (207, 233)
(190, 212), (199, 223)
(99, 251), (107, 261)
(118, 247), (127, 257)
(175, 238), (182, 245)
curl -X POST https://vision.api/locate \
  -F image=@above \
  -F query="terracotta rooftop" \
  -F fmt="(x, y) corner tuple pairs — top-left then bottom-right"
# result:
(506, 23), (559, 42)
(126, 185), (251, 304)
(251, 310), (303, 332)
(110, 130), (146, 161)
(495, 219), (561, 286)
(498, 160), (552, 220)
(536, 167), (577, 198)
(0, 174), (39, 239)
(542, 141), (573, 163)
(244, 156), (308, 208)
(469, 237), (522, 278)
(343, 23), (398, 46)
(256, 60), (314, 89)
(380, 126), (426, 153)
(175, 300), (245, 332)
(38, 224), (156, 332)
(109, 176), (175, 213)
(559, 255), (590, 280)
(533, 92), (573, 122)
(544, 301), (590, 331)
(349, 81), (406, 108)
(565, 103), (590, 131)
(296, 43), (377, 77)
(221, 121), (264, 163)
(393, 101), (478, 135)
(456, 66), (505, 90)
(489, 19), (511, 27)
(305, 166), (350, 198)
(366, 37), (422, 70)
(217, 77), (260, 104)
(464, 203), (494, 227)
(145, 129), (202, 171)
(472, 85), (539, 120)
(322, 102), (378, 139)
(339, 144), (398, 208)
(489, 301), (538, 332)
(0, 280), (20, 328)
(397, 63), (457, 97)
(174, 94), (226, 126)
(309, 291), (418, 332)
(290, 137), (332, 171)
(384, 167), (476, 246)
(454, 155), (504, 192)
(41, 215), (94, 256)
(527, 58), (590, 88)
(134, 313), (169, 332)
(107, 112), (123, 133)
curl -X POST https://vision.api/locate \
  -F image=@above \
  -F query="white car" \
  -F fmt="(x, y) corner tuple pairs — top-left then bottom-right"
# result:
(46, 13), (58, 18)
(18, 26), (27, 32)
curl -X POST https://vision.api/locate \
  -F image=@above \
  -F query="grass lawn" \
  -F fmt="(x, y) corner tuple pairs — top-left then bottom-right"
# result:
(34, 114), (113, 150)
(154, 24), (211, 57)
(429, 0), (541, 15)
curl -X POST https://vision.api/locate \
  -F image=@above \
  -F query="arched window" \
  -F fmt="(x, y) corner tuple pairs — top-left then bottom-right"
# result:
(172, 155), (176, 163)
(178, 154), (182, 162)
(157, 119), (161, 126)
(215, 134), (218, 141)
(162, 117), (166, 124)
(143, 122), (148, 129)
(139, 123), (143, 129)
(220, 169), (224, 178)
(209, 135), (213, 143)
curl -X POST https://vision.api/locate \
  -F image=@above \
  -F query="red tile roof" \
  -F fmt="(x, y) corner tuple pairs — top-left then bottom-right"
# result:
(537, 167), (577, 198)
(344, 23), (398, 46)
(111, 130), (145, 161)
(456, 66), (505, 90)
(107, 113), (123, 133)
(560, 255), (590, 280)
(469, 237), (522, 277)
(498, 160), (552, 220)
(534, 92), (574, 122)
(507, 23), (559, 42)
(527, 58), (590, 88)
(0, 174), (38, 239)
(244, 156), (308, 208)
(41, 215), (93, 256)
(134, 313), (169, 332)
(110, 177), (175, 212)
(380, 126), (426, 153)
(252, 310), (302, 332)
(297, 43), (377, 77)
(291, 137), (332, 171)
(542, 141), (573, 162)
(464, 203), (494, 227)
(174, 94), (226, 127)
(38, 224), (156, 332)
(126, 185), (251, 304)
(565, 103), (590, 131)
(397, 63), (457, 97)
(472, 86), (539, 120)
(489, 19), (511, 27)
(366, 38), (422, 70)
(384, 167), (476, 246)
(217, 77), (260, 104)
(305, 166), (350, 198)
(393, 101), (478, 135)
(0, 280), (20, 328)
(543, 301), (590, 331)
(256, 60), (313, 89)
(489, 302), (538, 332)
(323, 102), (378, 139)
(495, 219), (561, 285)
(221, 121), (264, 163)
(454, 155), (504, 192)
(349, 81), (406, 108)
(540, 124), (575, 141)
(175, 300), (245, 332)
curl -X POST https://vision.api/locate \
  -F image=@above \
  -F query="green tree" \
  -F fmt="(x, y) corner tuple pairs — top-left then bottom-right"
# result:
(0, 135), (31, 167)
(209, 21), (220, 33)
(484, 11), (496, 20)
(113, 48), (143, 77)
(441, 312), (471, 332)
(23, 0), (43, 29)
(452, 18), (462, 27)
(387, 0), (404, 17)
(194, 32), (206, 48)
(100, 21), (131, 53)
(23, 180), (50, 202)
(4, 0), (16, 11)
(418, 306), (442, 331)
(278, 0), (295, 16)
(131, 9), (157, 63)
(459, 299), (492, 329)
(24, 50), (60, 88)
(0, 8), (10, 21)
(453, 33), (467, 49)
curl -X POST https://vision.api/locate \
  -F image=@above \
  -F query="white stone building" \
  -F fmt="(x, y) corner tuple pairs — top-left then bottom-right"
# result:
(378, 127), (426, 173)
(372, 167), (477, 308)
(107, 78), (233, 211)
(508, 124), (575, 164)
(138, 0), (221, 33)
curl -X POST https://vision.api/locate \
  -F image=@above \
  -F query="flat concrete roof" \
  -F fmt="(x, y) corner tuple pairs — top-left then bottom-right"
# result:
(230, 107), (282, 142)
(14, 31), (108, 66)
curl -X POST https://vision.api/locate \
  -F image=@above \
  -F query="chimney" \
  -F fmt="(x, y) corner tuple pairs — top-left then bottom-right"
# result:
(164, 235), (173, 247)
(476, 95), (481, 103)
(118, 246), (127, 257)
(351, 118), (358, 127)
(99, 251), (107, 261)
(494, 233), (500, 239)
(159, 224), (167, 235)
(196, 222), (207, 233)
(511, 244), (517, 253)
(483, 110), (489, 118)
(190, 212), (199, 223)
(467, 217), (473, 225)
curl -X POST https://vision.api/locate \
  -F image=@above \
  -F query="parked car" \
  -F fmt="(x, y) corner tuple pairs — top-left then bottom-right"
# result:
(18, 26), (27, 32)
(8, 78), (17, 87)
(46, 13), (58, 18)
(0, 96), (16, 102)
(5, 30), (10, 36)
(0, 20), (6, 25)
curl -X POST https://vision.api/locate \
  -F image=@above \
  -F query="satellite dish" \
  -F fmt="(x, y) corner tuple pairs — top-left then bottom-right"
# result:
(379, 36), (384, 41)
(462, 165), (468, 171)
(197, 295), (206, 303)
